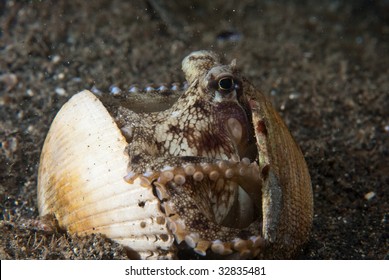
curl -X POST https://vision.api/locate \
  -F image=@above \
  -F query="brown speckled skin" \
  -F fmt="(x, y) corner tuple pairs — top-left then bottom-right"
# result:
(114, 51), (313, 258)
(116, 57), (255, 173)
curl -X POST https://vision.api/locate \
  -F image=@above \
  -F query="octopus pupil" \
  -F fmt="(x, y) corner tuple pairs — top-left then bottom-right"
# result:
(218, 77), (234, 92)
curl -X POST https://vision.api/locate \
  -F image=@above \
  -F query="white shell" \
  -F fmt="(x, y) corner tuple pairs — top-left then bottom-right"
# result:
(37, 90), (174, 259)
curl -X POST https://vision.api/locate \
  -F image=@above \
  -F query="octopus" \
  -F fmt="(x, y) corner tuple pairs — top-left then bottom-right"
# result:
(38, 50), (313, 259)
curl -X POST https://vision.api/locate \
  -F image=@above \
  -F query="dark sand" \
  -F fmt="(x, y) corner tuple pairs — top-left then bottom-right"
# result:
(0, 0), (388, 259)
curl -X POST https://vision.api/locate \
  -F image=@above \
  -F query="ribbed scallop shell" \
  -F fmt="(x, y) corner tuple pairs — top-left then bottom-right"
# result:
(250, 86), (313, 258)
(37, 90), (174, 259)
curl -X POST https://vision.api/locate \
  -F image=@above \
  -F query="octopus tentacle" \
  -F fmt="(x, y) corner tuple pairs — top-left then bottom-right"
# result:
(91, 82), (188, 96)
(161, 183), (265, 258)
(125, 157), (262, 202)
(125, 157), (266, 258)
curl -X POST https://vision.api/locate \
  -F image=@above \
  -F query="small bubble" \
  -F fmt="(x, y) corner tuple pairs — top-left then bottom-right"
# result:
(57, 72), (65, 80)
(289, 92), (301, 100)
(55, 87), (66, 96)
(51, 55), (61, 64)
(26, 89), (34, 97)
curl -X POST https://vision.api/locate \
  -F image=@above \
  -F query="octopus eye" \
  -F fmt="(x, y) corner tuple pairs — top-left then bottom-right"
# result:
(218, 77), (235, 93)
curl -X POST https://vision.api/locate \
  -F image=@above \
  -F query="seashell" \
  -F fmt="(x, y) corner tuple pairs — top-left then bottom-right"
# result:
(37, 91), (174, 259)
(38, 51), (313, 259)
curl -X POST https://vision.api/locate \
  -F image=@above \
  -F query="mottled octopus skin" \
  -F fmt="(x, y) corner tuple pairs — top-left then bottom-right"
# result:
(116, 50), (313, 258)
(38, 50), (313, 259)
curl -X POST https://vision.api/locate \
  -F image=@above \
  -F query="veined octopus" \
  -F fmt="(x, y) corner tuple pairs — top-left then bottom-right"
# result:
(38, 50), (313, 259)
